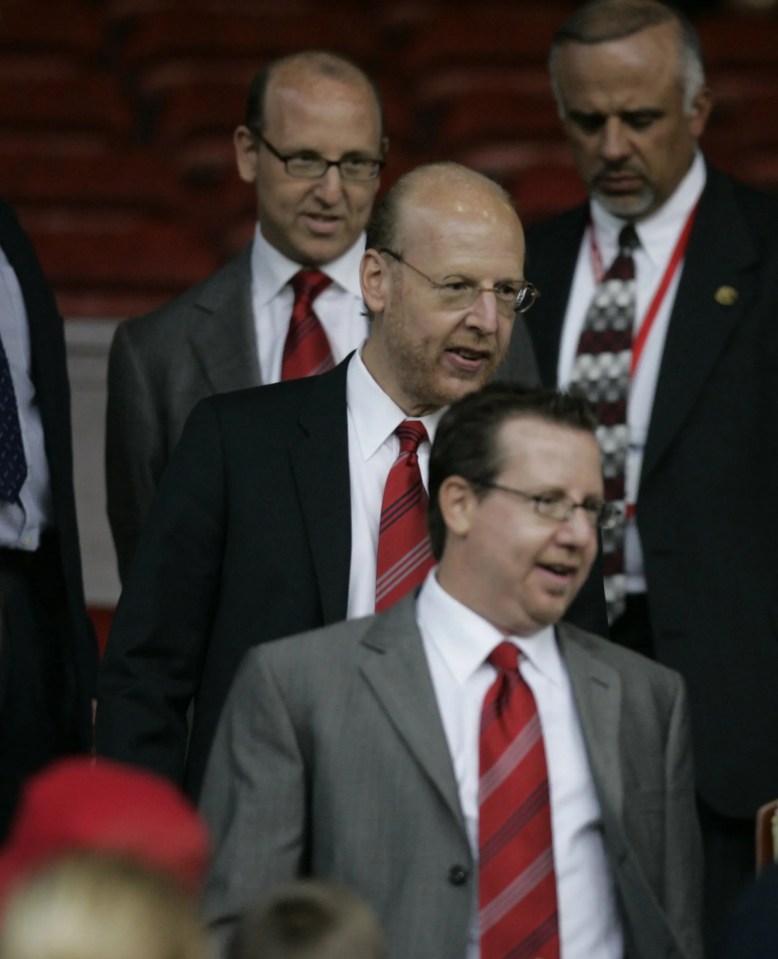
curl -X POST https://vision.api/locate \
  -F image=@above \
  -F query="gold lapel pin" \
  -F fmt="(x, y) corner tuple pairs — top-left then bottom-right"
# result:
(714, 286), (738, 306)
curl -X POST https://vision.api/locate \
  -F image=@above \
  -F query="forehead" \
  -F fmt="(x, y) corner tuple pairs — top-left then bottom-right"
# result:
(496, 417), (603, 491)
(398, 182), (525, 275)
(263, 69), (382, 150)
(555, 23), (684, 114)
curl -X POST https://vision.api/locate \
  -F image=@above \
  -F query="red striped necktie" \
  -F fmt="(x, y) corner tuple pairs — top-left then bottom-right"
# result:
(281, 270), (335, 381)
(479, 641), (560, 959)
(374, 420), (435, 612)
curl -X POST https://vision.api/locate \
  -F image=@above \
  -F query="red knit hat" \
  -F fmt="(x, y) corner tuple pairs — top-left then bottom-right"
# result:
(0, 757), (210, 904)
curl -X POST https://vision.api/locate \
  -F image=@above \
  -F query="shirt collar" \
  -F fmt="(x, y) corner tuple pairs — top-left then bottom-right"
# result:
(590, 150), (706, 270)
(417, 570), (563, 688)
(346, 348), (446, 461)
(250, 225), (366, 309)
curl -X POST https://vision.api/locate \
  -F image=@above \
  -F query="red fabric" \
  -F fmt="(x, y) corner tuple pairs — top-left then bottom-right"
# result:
(478, 642), (559, 959)
(0, 758), (210, 904)
(374, 420), (434, 612)
(281, 270), (334, 381)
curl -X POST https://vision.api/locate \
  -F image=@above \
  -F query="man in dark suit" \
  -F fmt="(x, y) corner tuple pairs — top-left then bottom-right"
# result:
(200, 384), (702, 959)
(501, 0), (778, 939)
(0, 201), (96, 839)
(96, 162), (547, 801)
(106, 50), (389, 581)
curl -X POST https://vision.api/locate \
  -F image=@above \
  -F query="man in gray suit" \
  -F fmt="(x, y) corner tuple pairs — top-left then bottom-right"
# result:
(106, 50), (388, 581)
(200, 384), (702, 959)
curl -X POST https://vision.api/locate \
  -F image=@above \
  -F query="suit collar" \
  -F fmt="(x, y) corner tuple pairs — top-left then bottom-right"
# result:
(358, 596), (468, 832)
(556, 622), (624, 822)
(289, 359), (353, 623)
(642, 166), (757, 480)
(187, 247), (260, 393)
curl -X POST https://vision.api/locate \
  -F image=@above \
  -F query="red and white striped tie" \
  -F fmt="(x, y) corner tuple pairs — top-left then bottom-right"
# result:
(479, 641), (560, 959)
(281, 270), (334, 381)
(374, 420), (434, 612)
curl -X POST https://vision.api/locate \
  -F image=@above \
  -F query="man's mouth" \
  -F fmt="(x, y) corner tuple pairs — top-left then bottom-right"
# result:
(301, 212), (342, 234)
(445, 345), (492, 373)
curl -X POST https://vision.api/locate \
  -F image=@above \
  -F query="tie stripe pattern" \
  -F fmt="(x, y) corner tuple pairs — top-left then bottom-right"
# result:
(0, 333), (27, 503)
(281, 270), (335, 381)
(374, 420), (434, 612)
(479, 642), (559, 959)
(569, 224), (638, 622)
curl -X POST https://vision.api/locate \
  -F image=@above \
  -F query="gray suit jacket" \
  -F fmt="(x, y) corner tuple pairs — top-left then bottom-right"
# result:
(105, 248), (259, 581)
(200, 596), (702, 959)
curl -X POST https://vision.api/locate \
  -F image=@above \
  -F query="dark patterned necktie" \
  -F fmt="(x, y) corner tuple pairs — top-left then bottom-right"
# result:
(569, 224), (638, 623)
(479, 641), (559, 959)
(0, 333), (27, 503)
(374, 420), (435, 612)
(281, 270), (334, 381)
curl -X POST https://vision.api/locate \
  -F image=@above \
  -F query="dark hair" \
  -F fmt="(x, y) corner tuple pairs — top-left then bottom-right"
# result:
(228, 880), (387, 959)
(245, 50), (385, 138)
(549, 0), (705, 114)
(428, 384), (598, 558)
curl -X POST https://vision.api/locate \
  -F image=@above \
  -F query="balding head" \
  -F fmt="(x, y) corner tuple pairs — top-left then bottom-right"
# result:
(360, 163), (532, 417)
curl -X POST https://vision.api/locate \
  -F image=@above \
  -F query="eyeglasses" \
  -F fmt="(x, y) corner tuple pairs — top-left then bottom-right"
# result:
(476, 480), (619, 530)
(250, 129), (385, 181)
(380, 248), (540, 317)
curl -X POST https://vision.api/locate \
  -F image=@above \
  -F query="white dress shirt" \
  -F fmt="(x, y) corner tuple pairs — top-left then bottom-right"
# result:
(250, 226), (369, 384)
(0, 245), (52, 551)
(416, 571), (623, 959)
(345, 351), (445, 617)
(557, 152), (706, 591)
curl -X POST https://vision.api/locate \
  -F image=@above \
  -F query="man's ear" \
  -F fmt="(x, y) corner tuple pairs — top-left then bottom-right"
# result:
(438, 476), (476, 540)
(689, 85), (713, 140)
(360, 248), (389, 317)
(233, 126), (258, 184)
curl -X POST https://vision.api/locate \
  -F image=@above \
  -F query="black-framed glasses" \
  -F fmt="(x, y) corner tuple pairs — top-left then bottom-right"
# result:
(250, 128), (385, 181)
(379, 248), (540, 316)
(476, 480), (619, 530)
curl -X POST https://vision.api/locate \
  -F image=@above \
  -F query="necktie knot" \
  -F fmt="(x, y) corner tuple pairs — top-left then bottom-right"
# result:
(487, 640), (520, 676)
(291, 269), (332, 309)
(395, 420), (428, 465)
(604, 224), (639, 282)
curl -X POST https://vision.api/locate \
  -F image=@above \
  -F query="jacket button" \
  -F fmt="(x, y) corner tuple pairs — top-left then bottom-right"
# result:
(448, 864), (468, 885)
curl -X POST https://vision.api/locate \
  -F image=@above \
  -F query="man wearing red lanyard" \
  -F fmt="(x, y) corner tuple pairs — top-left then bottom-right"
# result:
(507, 0), (778, 949)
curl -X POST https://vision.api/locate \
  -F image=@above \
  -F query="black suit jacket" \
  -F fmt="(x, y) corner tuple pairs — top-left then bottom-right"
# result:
(97, 339), (599, 799)
(0, 201), (96, 820)
(515, 166), (778, 817)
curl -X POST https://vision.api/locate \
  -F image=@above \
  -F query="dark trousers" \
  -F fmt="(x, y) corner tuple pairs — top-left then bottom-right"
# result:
(611, 594), (756, 954)
(0, 539), (76, 840)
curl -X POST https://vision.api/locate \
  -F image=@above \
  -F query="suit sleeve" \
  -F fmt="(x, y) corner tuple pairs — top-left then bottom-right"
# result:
(96, 398), (227, 785)
(105, 319), (167, 583)
(200, 648), (307, 949)
(662, 673), (704, 959)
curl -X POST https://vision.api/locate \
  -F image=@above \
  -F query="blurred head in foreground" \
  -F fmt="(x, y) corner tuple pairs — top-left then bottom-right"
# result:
(0, 852), (209, 959)
(229, 880), (387, 959)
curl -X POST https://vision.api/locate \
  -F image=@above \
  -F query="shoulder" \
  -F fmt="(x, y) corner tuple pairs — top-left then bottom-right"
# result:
(701, 166), (778, 239)
(525, 203), (589, 248)
(113, 249), (251, 347)
(558, 620), (684, 694)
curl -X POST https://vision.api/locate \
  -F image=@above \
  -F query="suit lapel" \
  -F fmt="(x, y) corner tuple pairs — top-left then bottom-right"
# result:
(290, 359), (352, 623)
(358, 597), (467, 831)
(642, 169), (758, 480)
(188, 247), (261, 393)
(557, 623), (624, 822)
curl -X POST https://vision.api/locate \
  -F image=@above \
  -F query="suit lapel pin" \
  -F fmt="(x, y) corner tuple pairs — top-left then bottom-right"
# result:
(714, 285), (738, 306)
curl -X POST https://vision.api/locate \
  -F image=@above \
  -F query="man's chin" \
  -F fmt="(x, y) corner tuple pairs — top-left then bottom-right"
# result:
(592, 184), (654, 220)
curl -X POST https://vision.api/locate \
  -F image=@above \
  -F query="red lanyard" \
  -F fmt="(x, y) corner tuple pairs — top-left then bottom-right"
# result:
(588, 203), (699, 376)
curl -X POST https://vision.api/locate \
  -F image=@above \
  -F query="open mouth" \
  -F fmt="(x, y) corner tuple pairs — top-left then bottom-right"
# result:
(445, 346), (491, 373)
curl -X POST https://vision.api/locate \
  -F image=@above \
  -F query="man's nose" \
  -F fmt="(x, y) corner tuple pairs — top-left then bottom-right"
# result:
(466, 288), (501, 333)
(599, 117), (631, 163)
(312, 165), (345, 204)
